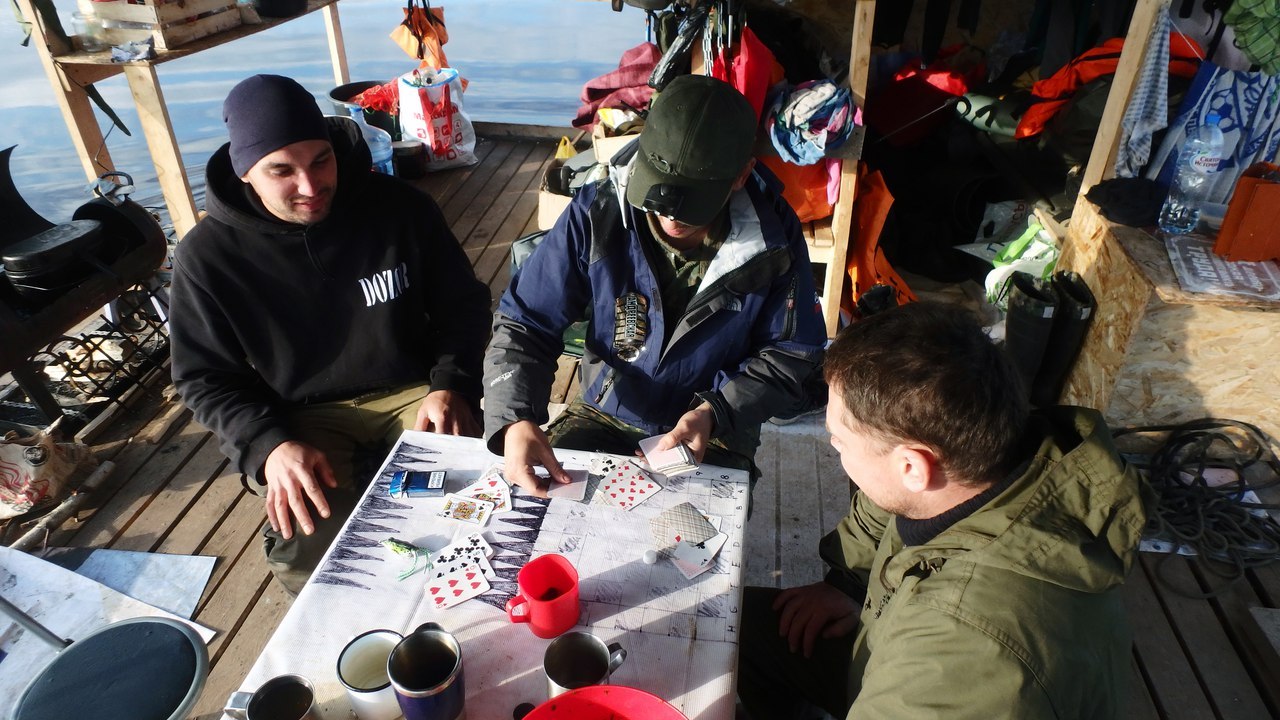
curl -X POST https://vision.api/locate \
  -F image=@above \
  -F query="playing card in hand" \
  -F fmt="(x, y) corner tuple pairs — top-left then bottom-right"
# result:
(546, 469), (589, 501)
(599, 460), (662, 511)
(437, 493), (494, 525)
(638, 435), (699, 478)
(458, 476), (512, 513)
(671, 532), (728, 580)
(649, 501), (717, 552)
(425, 564), (491, 609)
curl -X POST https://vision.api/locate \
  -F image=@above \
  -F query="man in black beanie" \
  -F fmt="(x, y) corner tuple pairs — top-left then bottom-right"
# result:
(169, 74), (491, 594)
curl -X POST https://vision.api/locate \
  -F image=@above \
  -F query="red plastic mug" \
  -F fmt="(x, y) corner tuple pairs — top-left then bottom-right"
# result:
(505, 554), (580, 638)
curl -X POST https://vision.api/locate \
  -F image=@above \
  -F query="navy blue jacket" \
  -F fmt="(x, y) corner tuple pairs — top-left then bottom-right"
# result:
(483, 155), (825, 453)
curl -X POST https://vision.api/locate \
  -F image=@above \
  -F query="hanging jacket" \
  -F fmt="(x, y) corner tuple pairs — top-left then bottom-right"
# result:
(1016, 35), (1202, 139)
(170, 117), (491, 480)
(483, 145), (826, 452)
(822, 407), (1147, 718)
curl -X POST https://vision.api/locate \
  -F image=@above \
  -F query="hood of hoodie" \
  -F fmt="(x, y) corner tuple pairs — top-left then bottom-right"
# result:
(204, 115), (372, 235)
(884, 406), (1147, 595)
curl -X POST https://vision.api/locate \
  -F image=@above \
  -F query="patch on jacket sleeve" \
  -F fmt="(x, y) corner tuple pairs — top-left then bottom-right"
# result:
(613, 291), (649, 362)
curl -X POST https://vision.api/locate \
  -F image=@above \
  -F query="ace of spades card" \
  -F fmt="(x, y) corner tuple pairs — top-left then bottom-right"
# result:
(458, 476), (512, 513)
(425, 564), (491, 610)
(671, 532), (728, 580)
(599, 460), (662, 511)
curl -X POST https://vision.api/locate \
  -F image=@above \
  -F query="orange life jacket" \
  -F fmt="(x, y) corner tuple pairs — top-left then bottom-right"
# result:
(1015, 36), (1203, 139)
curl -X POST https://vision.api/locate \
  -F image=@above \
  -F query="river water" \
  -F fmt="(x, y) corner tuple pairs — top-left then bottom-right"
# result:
(0, 0), (643, 223)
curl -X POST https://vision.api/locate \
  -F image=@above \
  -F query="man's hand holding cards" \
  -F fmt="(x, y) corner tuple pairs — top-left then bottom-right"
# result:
(639, 435), (699, 478)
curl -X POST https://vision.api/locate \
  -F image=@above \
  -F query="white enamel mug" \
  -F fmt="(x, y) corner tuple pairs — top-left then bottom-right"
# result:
(337, 629), (404, 720)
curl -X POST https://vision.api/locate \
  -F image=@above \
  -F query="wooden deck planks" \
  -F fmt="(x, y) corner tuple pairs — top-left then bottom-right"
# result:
(1125, 560), (1218, 719)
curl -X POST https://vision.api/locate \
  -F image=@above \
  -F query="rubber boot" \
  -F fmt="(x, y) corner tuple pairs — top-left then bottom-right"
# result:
(1004, 271), (1058, 402)
(1030, 271), (1096, 407)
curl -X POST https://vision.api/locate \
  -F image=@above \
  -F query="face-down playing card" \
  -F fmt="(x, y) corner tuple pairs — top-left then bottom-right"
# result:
(649, 501), (717, 552)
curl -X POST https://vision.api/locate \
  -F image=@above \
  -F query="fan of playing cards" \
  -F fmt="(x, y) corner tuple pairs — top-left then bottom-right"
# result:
(425, 532), (496, 610)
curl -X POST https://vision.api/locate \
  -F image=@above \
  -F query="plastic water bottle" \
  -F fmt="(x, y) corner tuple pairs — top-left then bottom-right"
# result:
(1158, 113), (1225, 235)
(348, 107), (395, 176)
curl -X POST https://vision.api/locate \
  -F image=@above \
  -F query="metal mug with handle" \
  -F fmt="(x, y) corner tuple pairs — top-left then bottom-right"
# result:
(387, 622), (466, 720)
(543, 631), (627, 698)
(224, 673), (317, 720)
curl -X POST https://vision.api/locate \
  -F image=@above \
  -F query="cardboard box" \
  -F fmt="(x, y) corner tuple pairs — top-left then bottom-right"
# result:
(592, 133), (638, 164)
(1215, 162), (1280, 262)
(538, 160), (572, 231)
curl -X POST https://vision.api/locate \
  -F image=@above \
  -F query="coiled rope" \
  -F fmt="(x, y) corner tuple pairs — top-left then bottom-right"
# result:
(1114, 418), (1280, 598)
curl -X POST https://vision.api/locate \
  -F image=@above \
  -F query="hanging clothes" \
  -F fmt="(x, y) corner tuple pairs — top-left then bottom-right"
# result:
(1147, 61), (1280, 205)
(1015, 35), (1202, 139)
(1224, 0), (1280, 74)
(767, 80), (856, 165)
(1115, 13), (1180, 177)
(572, 43), (662, 129)
(709, 26), (781, 119)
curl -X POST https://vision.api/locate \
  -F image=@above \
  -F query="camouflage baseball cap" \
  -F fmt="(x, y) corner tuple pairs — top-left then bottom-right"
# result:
(626, 75), (757, 227)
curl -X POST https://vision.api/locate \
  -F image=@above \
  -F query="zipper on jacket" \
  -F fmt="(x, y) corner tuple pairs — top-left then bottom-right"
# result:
(594, 369), (617, 405)
(782, 275), (797, 341)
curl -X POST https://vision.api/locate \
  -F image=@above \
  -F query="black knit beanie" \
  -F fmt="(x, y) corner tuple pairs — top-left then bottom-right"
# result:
(223, 74), (329, 177)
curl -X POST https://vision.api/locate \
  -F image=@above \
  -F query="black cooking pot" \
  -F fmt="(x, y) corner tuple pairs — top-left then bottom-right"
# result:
(1, 219), (107, 302)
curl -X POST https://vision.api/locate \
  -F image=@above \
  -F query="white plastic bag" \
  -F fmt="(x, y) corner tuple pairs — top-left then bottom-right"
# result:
(984, 217), (1059, 308)
(398, 68), (478, 170)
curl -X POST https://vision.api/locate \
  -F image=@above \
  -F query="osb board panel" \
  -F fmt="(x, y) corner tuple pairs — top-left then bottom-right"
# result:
(1103, 300), (1280, 445)
(1059, 201), (1151, 411)
(1117, 229), (1280, 309)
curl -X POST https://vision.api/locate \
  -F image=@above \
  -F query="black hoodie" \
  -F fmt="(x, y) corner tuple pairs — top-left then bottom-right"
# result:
(170, 117), (490, 479)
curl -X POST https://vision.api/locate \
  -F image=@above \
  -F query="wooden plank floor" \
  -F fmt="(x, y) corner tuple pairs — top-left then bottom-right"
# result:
(5, 132), (1280, 720)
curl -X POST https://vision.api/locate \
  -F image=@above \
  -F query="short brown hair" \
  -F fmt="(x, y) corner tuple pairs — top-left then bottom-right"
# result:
(824, 302), (1028, 485)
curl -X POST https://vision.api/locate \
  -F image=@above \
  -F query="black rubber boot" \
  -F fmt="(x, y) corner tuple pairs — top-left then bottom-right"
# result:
(1030, 271), (1096, 407)
(1004, 271), (1058, 402)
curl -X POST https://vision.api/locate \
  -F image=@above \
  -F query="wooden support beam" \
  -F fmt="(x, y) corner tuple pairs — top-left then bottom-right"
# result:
(323, 3), (350, 87)
(823, 0), (876, 337)
(123, 63), (199, 238)
(1079, 0), (1170, 194)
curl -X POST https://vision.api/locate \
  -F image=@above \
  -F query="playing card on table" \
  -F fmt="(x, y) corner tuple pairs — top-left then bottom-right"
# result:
(430, 546), (495, 580)
(589, 453), (624, 476)
(436, 493), (494, 525)
(425, 564), (490, 610)
(599, 460), (662, 511)
(671, 532), (728, 580)
(546, 468), (589, 501)
(638, 435), (699, 478)
(649, 501), (717, 552)
(448, 530), (494, 558)
(458, 476), (512, 513)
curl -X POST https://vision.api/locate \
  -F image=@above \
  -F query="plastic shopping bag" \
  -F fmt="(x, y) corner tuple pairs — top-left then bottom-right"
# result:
(398, 68), (477, 170)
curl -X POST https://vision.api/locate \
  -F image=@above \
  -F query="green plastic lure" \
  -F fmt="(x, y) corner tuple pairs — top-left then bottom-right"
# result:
(381, 537), (431, 580)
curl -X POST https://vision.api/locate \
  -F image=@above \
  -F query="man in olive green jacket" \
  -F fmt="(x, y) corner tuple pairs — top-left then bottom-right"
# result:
(738, 302), (1147, 719)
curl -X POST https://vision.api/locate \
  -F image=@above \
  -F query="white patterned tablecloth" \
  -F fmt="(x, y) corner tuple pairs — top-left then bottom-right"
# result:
(231, 430), (750, 720)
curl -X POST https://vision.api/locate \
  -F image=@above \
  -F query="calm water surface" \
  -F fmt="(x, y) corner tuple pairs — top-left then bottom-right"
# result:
(0, 0), (643, 223)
